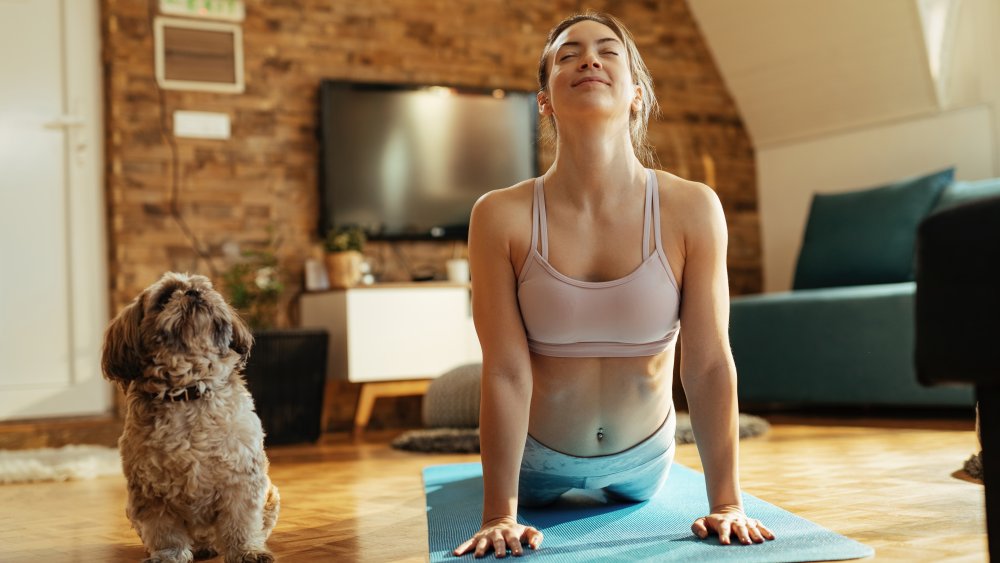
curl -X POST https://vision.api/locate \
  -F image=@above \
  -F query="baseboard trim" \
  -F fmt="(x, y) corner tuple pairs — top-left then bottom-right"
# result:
(0, 414), (123, 450)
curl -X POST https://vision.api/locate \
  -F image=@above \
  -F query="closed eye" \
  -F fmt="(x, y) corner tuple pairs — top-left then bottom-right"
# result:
(559, 53), (577, 61)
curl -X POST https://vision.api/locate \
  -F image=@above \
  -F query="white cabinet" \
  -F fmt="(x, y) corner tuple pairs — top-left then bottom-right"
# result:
(300, 282), (481, 383)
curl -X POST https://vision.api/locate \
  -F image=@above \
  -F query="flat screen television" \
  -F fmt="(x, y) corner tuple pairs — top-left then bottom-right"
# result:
(318, 80), (539, 240)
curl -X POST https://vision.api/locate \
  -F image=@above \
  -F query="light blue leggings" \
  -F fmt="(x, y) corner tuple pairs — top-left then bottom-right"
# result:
(518, 408), (676, 507)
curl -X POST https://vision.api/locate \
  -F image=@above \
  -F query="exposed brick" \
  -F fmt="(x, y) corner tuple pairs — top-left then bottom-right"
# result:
(102, 0), (760, 431)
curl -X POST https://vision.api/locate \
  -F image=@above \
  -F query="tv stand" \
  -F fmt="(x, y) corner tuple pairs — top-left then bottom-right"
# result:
(299, 282), (481, 436)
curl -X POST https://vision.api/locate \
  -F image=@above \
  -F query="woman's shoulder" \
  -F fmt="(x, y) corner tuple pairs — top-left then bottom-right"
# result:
(651, 169), (724, 219)
(470, 179), (536, 232)
(651, 169), (716, 199)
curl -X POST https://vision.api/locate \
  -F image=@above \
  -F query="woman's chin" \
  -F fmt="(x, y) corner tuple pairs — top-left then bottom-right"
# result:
(556, 103), (630, 123)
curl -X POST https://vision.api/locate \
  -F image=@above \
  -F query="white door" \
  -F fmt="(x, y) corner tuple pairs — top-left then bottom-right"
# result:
(0, 0), (110, 420)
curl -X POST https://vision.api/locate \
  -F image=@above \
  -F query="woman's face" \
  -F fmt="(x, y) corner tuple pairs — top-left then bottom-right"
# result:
(540, 20), (641, 125)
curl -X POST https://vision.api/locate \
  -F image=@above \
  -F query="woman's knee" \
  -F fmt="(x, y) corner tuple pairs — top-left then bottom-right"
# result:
(603, 457), (672, 502)
(518, 489), (568, 507)
(603, 480), (664, 503)
(518, 471), (572, 507)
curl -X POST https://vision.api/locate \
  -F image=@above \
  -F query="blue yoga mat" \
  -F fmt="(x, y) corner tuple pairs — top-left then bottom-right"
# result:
(424, 462), (874, 562)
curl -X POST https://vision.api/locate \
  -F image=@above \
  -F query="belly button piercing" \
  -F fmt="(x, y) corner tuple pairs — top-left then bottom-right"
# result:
(597, 427), (604, 440)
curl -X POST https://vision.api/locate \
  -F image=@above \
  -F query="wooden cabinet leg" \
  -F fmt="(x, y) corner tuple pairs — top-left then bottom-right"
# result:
(353, 383), (377, 439)
(351, 379), (433, 439)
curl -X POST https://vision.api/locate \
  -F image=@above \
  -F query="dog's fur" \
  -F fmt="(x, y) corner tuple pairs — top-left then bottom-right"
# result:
(102, 272), (279, 563)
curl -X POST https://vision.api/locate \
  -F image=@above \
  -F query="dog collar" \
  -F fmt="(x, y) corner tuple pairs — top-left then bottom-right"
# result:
(151, 384), (207, 402)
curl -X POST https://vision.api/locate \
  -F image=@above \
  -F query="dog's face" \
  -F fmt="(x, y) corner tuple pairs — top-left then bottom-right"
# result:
(101, 272), (253, 390)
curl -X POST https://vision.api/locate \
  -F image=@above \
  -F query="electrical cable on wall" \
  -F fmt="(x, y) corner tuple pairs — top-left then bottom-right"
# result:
(146, 0), (219, 278)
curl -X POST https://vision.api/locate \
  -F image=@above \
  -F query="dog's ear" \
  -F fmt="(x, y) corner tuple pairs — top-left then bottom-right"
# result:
(229, 309), (254, 368)
(101, 294), (146, 389)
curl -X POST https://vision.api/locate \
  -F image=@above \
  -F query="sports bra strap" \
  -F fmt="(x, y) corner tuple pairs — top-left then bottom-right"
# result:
(642, 169), (653, 259)
(530, 178), (541, 257)
(537, 177), (549, 259)
(650, 169), (663, 257)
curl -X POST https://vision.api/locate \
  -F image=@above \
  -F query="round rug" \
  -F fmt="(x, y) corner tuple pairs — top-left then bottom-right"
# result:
(0, 445), (122, 484)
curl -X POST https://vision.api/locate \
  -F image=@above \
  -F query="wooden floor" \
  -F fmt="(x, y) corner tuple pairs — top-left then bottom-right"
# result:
(0, 414), (986, 562)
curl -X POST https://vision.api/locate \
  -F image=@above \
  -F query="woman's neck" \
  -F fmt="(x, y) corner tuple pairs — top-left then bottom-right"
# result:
(545, 119), (645, 210)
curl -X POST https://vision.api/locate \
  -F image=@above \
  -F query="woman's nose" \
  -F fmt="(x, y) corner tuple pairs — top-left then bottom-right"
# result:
(578, 52), (602, 70)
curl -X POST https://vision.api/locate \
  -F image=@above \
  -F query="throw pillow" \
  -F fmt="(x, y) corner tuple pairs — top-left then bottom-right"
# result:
(422, 363), (481, 428)
(931, 177), (1000, 214)
(793, 167), (953, 290)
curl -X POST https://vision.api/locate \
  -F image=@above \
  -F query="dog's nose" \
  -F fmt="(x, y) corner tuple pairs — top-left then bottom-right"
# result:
(185, 289), (202, 300)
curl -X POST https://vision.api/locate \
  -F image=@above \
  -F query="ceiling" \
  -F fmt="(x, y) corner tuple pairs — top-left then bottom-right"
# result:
(687, 0), (981, 148)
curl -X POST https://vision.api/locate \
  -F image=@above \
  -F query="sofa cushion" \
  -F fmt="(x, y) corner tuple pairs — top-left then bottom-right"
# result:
(931, 177), (1000, 214)
(729, 281), (974, 407)
(792, 168), (953, 290)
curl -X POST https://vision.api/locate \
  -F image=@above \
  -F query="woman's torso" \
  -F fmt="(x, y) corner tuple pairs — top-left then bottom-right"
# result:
(511, 169), (687, 457)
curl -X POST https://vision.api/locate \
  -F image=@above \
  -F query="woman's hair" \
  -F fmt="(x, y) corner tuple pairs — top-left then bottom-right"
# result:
(537, 12), (660, 166)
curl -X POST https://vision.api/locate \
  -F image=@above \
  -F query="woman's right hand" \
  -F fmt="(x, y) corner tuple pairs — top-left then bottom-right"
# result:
(453, 516), (543, 558)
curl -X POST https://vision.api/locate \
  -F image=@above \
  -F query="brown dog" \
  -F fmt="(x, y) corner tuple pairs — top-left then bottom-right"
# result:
(102, 272), (279, 563)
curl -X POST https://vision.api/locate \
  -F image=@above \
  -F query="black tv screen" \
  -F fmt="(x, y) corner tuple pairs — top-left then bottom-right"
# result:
(318, 80), (539, 240)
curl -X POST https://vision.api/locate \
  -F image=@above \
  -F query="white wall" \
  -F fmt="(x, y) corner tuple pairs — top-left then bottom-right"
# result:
(754, 0), (1000, 292)
(687, 0), (939, 147)
(757, 105), (996, 292)
(979, 0), (1000, 175)
(690, 0), (1000, 293)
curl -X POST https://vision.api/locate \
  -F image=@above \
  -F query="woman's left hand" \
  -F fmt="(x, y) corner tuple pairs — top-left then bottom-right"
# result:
(691, 505), (775, 545)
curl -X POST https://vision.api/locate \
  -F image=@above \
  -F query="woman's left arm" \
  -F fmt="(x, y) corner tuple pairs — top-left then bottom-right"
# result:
(675, 181), (775, 545)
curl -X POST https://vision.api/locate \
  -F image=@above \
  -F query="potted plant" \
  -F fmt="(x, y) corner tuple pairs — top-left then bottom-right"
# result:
(221, 243), (283, 330)
(221, 234), (328, 446)
(324, 226), (366, 288)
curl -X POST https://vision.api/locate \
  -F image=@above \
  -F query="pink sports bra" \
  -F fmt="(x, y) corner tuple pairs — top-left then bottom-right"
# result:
(516, 169), (681, 358)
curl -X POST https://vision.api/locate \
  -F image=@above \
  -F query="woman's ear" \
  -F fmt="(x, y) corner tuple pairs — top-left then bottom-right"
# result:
(101, 294), (146, 390)
(631, 85), (643, 113)
(537, 91), (553, 117)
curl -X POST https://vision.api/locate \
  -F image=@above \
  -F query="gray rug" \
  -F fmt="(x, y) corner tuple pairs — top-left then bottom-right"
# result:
(964, 452), (983, 482)
(391, 413), (770, 454)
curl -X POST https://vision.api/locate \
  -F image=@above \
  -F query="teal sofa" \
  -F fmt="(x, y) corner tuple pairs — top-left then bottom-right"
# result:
(731, 171), (1000, 408)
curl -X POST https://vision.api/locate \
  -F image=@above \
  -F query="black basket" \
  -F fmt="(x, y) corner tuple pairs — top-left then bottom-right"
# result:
(243, 328), (328, 446)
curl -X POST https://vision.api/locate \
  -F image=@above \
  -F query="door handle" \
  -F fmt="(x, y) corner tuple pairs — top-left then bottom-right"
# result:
(43, 115), (85, 129)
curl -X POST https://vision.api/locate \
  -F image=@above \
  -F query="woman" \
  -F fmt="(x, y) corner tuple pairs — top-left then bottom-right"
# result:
(455, 12), (775, 558)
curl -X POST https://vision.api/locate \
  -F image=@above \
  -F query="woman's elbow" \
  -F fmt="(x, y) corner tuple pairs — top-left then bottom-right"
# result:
(680, 362), (736, 392)
(481, 363), (532, 396)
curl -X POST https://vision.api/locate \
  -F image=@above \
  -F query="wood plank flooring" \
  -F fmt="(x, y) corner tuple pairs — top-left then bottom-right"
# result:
(0, 414), (986, 562)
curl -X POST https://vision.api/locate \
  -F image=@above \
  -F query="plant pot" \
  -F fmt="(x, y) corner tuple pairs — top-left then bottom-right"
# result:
(325, 250), (363, 288)
(243, 328), (329, 446)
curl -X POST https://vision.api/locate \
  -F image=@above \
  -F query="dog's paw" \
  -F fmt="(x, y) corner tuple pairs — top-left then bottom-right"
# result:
(192, 547), (219, 560)
(225, 550), (274, 563)
(142, 548), (194, 563)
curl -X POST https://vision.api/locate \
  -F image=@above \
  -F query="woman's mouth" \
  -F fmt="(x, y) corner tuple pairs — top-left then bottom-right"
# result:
(572, 77), (608, 87)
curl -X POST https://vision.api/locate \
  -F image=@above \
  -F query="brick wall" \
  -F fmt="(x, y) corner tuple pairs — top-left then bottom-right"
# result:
(102, 0), (759, 430)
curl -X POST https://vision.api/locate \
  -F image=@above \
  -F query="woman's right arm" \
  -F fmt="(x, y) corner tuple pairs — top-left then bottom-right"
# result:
(453, 190), (543, 558)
